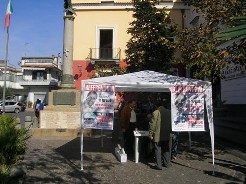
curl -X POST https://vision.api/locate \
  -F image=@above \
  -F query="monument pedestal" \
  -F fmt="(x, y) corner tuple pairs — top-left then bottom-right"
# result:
(38, 89), (91, 137)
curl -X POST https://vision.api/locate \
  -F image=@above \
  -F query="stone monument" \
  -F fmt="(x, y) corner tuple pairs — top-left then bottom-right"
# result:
(61, 0), (75, 88)
(33, 0), (89, 137)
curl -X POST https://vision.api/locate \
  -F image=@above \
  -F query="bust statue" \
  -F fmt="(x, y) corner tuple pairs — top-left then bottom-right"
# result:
(64, 0), (76, 16)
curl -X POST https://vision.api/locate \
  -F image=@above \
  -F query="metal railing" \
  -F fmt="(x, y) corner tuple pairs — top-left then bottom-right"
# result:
(19, 79), (59, 86)
(89, 48), (121, 61)
(22, 58), (58, 66)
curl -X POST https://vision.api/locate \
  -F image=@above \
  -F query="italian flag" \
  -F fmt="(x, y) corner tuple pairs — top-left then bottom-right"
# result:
(4, 0), (13, 29)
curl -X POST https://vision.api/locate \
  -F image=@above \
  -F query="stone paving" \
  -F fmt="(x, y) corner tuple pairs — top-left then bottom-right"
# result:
(15, 131), (246, 184)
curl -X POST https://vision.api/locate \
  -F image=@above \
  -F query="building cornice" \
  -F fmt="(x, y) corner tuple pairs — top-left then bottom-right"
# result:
(22, 57), (54, 60)
(73, 2), (189, 10)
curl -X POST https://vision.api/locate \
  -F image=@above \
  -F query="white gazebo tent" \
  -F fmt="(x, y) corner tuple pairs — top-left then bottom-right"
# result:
(81, 70), (214, 172)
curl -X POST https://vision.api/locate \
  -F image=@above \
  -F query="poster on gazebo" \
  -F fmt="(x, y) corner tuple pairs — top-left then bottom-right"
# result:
(82, 84), (115, 130)
(171, 85), (205, 131)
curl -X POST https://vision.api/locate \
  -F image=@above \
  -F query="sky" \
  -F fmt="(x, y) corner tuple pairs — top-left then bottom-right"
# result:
(0, 0), (64, 67)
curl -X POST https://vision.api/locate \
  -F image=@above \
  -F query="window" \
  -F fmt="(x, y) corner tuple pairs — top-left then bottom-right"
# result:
(32, 71), (47, 80)
(100, 29), (113, 59)
(7, 102), (16, 106)
(96, 26), (115, 60)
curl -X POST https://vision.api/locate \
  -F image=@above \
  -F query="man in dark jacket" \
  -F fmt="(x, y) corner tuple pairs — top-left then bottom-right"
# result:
(120, 100), (137, 156)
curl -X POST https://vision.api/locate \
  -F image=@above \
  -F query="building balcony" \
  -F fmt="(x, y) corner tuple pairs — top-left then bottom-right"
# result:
(19, 79), (60, 87)
(89, 48), (121, 65)
(21, 56), (62, 71)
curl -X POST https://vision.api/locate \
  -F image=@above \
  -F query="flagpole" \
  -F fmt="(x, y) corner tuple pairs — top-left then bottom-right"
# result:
(2, 28), (10, 113)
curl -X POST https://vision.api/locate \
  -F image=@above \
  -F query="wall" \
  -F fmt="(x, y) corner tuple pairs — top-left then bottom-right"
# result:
(72, 0), (183, 3)
(28, 87), (50, 105)
(73, 7), (185, 61)
(72, 0), (132, 3)
(0, 81), (24, 89)
(221, 76), (246, 104)
(73, 60), (127, 90)
(72, 1), (188, 89)
(73, 10), (133, 61)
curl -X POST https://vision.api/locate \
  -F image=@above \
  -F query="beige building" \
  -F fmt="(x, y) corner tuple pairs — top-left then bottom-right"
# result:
(71, 0), (193, 89)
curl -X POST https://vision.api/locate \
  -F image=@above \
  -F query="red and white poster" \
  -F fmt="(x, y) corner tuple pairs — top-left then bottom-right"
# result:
(171, 85), (205, 131)
(82, 84), (115, 130)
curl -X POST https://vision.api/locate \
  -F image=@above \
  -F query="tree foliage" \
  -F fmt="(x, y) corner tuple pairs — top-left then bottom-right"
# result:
(175, 0), (245, 81)
(125, 0), (175, 73)
(0, 87), (14, 100)
(216, 16), (246, 46)
(0, 115), (31, 182)
(93, 64), (126, 78)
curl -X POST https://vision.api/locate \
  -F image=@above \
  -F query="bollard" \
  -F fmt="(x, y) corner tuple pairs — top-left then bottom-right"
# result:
(20, 118), (25, 129)
(24, 116), (32, 128)
(32, 116), (39, 128)
(15, 117), (21, 129)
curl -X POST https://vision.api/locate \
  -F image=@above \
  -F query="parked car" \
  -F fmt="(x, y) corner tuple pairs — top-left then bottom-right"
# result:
(0, 100), (22, 113)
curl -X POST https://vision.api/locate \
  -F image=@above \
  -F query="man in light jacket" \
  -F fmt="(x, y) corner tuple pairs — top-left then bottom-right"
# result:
(149, 100), (172, 170)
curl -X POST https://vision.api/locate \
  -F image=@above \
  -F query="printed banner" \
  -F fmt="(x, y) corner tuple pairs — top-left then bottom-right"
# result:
(82, 84), (115, 130)
(171, 85), (205, 131)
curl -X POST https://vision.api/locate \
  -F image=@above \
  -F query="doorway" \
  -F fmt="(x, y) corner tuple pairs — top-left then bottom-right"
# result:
(99, 29), (113, 59)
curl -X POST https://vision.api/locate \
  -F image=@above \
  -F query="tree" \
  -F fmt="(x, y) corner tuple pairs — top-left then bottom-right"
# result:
(0, 115), (31, 183)
(216, 16), (246, 47)
(175, 0), (245, 81)
(0, 87), (14, 100)
(216, 15), (246, 58)
(125, 0), (175, 73)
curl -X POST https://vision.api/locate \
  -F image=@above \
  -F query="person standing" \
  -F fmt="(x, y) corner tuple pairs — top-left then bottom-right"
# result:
(35, 99), (44, 119)
(149, 101), (172, 170)
(120, 100), (137, 156)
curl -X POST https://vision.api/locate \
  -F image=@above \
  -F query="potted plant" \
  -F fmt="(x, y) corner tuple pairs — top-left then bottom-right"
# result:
(0, 115), (31, 183)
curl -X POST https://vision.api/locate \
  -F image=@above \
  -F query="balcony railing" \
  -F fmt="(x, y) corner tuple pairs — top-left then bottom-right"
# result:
(89, 48), (121, 64)
(22, 58), (59, 67)
(19, 79), (60, 86)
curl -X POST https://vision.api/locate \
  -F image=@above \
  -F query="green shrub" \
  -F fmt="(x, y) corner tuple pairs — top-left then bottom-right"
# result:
(0, 114), (31, 183)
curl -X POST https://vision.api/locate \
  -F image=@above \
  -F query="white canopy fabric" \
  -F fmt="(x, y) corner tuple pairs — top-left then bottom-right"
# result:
(81, 70), (215, 172)
(82, 70), (210, 92)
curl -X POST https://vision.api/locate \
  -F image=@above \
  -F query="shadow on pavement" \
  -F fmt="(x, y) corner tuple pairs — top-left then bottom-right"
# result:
(204, 171), (244, 183)
(19, 130), (245, 184)
(21, 136), (117, 184)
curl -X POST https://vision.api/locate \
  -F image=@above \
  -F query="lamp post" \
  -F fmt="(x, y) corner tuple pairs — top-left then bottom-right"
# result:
(2, 28), (10, 113)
